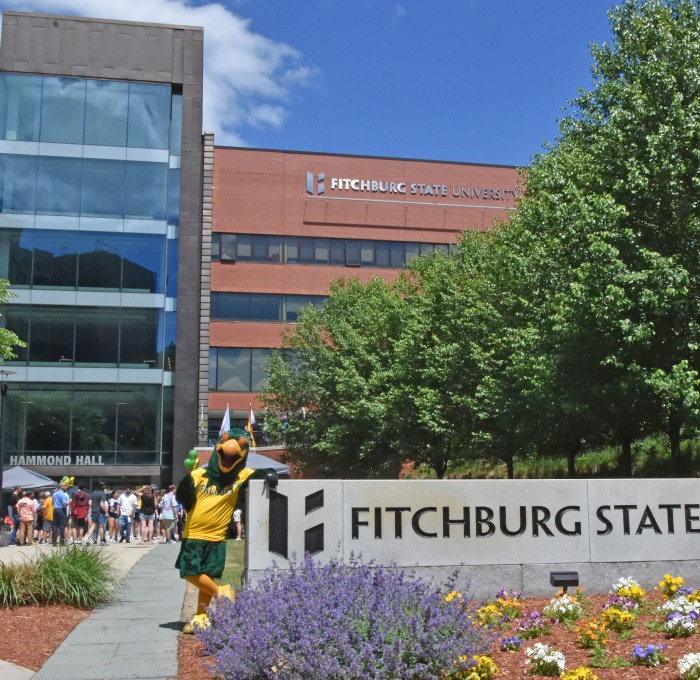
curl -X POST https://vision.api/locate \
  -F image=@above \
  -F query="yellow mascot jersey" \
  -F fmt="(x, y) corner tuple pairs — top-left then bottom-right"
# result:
(183, 466), (256, 542)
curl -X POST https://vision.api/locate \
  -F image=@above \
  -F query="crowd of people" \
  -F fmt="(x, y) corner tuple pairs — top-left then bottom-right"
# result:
(4, 482), (189, 547)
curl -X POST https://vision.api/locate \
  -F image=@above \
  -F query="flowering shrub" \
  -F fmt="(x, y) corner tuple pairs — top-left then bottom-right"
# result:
(631, 643), (667, 667)
(450, 655), (498, 680)
(560, 667), (600, 680)
(525, 642), (565, 676)
(600, 606), (635, 632)
(499, 635), (522, 652)
(663, 611), (698, 637)
(542, 592), (582, 622)
(659, 573), (684, 598)
(196, 554), (493, 680)
(515, 611), (553, 639)
(612, 577), (645, 604)
(574, 618), (608, 649)
(679, 652), (700, 680)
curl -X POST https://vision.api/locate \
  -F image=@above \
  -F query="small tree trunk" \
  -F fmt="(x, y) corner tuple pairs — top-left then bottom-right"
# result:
(567, 439), (581, 478)
(506, 454), (515, 480)
(620, 435), (633, 477)
(669, 417), (682, 475)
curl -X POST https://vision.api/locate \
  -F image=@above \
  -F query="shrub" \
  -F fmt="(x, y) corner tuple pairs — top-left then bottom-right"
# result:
(196, 554), (494, 680)
(0, 546), (118, 607)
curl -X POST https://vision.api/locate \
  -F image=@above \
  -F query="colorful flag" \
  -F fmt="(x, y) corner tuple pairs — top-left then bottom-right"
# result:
(248, 405), (256, 448)
(219, 404), (230, 439)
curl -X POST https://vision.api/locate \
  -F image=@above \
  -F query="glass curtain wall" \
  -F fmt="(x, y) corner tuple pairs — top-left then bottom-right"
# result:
(0, 74), (182, 467)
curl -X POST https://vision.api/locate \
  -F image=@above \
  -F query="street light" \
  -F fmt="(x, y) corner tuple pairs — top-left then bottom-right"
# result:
(0, 369), (16, 511)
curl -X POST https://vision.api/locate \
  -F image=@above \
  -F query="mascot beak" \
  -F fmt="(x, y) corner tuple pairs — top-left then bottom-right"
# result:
(216, 435), (248, 472)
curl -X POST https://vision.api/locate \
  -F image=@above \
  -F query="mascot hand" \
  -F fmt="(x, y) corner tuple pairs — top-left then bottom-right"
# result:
(184, 449), (200, 472)
(265, 471), (279, 488)
(60, 475), (75, 487)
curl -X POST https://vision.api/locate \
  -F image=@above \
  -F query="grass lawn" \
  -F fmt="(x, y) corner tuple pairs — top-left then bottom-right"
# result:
(215, 538), (246, 589)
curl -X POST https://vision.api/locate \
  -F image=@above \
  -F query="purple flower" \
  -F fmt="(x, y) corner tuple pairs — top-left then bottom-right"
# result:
(196, 554), (494, 679)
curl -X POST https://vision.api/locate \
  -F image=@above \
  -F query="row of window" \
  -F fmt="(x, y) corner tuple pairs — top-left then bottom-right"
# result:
(212, 234), (453, 268)
(3, 382), (172, 457)
(0, 154), (177, 222)
(0, 74), (179, 151)
(212, 293), (325, 322)
(1, 305), (175, 370)
(0, 228), (174, 295)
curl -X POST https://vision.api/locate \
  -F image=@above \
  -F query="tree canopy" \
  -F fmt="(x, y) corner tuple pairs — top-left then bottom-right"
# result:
(264, 0), (700, 478)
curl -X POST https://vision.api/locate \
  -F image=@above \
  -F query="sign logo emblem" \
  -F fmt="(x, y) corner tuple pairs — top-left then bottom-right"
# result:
(269, 488), (325, 558)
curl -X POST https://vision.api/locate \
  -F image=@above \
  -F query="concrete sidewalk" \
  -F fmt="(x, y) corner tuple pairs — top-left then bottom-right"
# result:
(2, 541), (186, 680)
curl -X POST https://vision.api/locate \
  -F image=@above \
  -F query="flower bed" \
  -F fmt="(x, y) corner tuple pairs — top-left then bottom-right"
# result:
(191, 568), (700, 679)
(488, 575), (700, 679)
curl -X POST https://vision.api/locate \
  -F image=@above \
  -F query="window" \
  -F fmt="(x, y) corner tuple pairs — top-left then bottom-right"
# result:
(285, 237), (299, 264)
(346, 240), (360, 266)
(390, 242), (405, 268)
(31, 230), (79, 289)
(80, 158), (125, 218)
(36, 156), (82, 216)
(0, 74), (42, 142)
(236, 234), (252, 262)
(361, 240), (374, 267)
(220, 234), (236, 262)
(74, 307), (120, 366)
(330, 239), (345, 265)
(314, 238), (329, 264)
(216, 348), (250, 391)
(26, 306), (75, 364)
(119, 309), (160, 367)
(77, 233), (122, 290)
(124, 161), (168, 221)
(84, 80), (128, 147)
(299, 237), (314, 264)
(405, 242), (420, 262)
(0, 154), (38, 214)
(127, 83), (170, 149)
(40, 78), (86, 144)
(375, 241), (390, 267)
(267, 236), (282, 263)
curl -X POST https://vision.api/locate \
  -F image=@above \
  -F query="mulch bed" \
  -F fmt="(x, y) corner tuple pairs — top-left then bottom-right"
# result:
(2, 590), (695, 678)
(0, 604), (90, 671)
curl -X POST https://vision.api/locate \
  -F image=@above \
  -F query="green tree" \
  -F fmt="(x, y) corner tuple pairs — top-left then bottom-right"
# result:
(0, 278), (25, 362)
(489, 0), (700, 476)
(263, 277), (409, 478)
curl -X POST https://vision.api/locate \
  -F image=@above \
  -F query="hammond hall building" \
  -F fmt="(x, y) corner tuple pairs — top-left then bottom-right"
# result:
(0, 11), (519, 488)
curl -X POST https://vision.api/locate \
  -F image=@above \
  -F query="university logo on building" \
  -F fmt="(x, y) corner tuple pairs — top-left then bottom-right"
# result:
(306, 172), (325, 195)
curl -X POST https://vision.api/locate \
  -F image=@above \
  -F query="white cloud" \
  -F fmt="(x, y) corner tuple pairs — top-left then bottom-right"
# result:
(0, 0), (318, 145)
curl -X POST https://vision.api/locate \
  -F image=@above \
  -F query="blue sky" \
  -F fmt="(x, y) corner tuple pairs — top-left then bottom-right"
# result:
(3, 0), (618, 166)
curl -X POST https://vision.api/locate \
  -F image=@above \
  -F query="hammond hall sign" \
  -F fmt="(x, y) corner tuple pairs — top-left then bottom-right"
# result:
(246, 479), (700, 597)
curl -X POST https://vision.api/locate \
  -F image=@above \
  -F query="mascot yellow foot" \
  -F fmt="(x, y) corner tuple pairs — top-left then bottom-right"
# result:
(183, 613), (211, 635)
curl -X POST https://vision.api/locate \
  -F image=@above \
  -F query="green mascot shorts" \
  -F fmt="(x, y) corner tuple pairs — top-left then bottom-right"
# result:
(175, 538), (227, 578)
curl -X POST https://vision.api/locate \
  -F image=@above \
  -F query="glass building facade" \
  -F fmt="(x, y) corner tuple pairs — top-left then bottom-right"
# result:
(0, 73), (182, 475)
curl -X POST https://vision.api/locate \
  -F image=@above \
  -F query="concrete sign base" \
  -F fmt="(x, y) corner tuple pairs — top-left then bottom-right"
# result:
(244, 479), (700, 598)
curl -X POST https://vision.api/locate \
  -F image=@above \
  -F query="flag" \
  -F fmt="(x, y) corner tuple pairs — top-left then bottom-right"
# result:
(248, 405), (256, 448)
(219, 404), (230, 439)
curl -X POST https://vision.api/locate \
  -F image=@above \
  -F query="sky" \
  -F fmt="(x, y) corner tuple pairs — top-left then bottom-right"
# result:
(0, 0), (620, 167)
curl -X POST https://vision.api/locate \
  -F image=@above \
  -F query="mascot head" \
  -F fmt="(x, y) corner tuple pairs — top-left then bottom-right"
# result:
(214, 427), (250, 474)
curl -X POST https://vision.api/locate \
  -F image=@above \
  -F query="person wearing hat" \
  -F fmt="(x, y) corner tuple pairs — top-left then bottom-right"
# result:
(89, 481), (108, 545)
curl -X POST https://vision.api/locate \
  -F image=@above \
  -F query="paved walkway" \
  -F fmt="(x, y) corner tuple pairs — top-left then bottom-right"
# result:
(1, 541), (186, 680)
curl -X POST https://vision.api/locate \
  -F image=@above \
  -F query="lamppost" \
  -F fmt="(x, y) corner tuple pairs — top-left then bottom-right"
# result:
(0, 369), (16, 510)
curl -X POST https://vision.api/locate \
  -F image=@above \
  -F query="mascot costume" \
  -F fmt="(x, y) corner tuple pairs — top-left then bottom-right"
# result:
(176, 428), (278, 634)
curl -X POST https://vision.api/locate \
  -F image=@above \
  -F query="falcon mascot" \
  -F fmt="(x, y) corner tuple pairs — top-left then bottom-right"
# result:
(176, 427), (278, 633)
